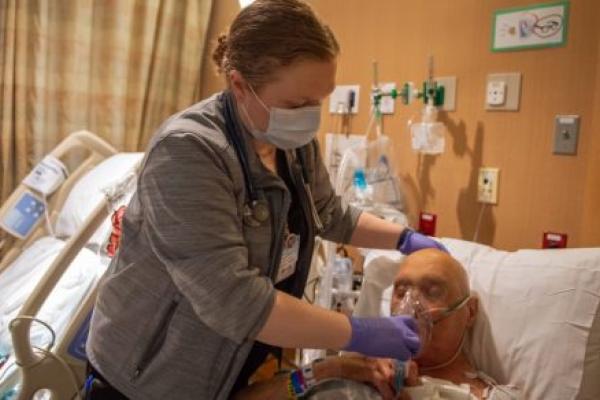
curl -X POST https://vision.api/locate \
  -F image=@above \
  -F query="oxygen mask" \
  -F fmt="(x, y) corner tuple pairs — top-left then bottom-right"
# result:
(391, 289), (434, 352)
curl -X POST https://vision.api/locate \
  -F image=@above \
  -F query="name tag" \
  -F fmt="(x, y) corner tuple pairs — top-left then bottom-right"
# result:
(275, 233), (300, 284)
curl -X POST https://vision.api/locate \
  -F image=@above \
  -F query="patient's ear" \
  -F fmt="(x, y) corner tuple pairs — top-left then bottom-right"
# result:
(466, 296), (479, 328)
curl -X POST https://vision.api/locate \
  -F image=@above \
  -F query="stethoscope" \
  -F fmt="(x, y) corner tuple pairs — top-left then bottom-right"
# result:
(222, 91), (323, 232)
(223, 92), (270, 227)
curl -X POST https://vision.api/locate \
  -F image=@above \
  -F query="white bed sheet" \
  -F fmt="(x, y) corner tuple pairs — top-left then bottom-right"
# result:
(0, 236), (108, 362)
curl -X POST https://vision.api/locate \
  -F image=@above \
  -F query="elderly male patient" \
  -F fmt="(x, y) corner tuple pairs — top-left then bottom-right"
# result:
(235, 249), (520, 399)
(390, 249), (505, 399)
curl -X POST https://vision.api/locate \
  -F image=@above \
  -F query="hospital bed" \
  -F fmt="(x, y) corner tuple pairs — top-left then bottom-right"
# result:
(348, 239), (600, 400)
(0, 132), (143, 400)
(0, 131), (116, 269)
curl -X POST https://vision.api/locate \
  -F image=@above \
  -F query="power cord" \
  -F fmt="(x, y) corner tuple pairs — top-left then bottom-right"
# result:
(41, 194), (56, 238)
(0, 358), (16, 384)
(472, 203), (486, 242)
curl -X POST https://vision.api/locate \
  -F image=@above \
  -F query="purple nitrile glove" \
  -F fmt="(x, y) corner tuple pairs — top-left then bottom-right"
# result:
(344, 315), (421, 361)
(397, 229), (448, 255)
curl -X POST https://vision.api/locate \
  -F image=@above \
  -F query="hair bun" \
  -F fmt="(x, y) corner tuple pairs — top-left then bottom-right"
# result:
(212, 34), (229, 73)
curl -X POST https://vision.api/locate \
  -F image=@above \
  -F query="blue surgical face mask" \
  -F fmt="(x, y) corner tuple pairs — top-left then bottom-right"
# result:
(241, 84), (321, 150)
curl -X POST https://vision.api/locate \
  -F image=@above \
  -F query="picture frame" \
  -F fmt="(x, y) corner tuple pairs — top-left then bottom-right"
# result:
(491, 1), (570, 52)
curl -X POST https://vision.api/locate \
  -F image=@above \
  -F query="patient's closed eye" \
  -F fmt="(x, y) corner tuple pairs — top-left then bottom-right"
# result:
(423, 284), (445, 301)
(393, 281), (446, 303)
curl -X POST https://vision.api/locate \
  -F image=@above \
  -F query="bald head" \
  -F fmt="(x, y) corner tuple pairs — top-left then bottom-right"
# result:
(391, 249), (477, 366)
(394, 249), (470, 302)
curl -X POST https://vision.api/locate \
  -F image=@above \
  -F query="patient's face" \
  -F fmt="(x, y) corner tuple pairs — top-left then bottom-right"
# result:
(391, 249), (477, 367)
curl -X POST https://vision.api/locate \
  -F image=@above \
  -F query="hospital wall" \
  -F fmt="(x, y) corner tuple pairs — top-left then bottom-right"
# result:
(200, 0), (600, 250)
(582, 33), (600, 244)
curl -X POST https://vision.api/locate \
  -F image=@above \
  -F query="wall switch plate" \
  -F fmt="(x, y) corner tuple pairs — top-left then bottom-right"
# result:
(418, 212), (437, 236)
(477, 167), (500, 204)
(485, 73), (521, 111)
(553, 115), (580, 155)
(329, 85), (360, 114)
(542, 232), (568, 249)
(378, 82), (397, 114)
(435, 76), (457, 111)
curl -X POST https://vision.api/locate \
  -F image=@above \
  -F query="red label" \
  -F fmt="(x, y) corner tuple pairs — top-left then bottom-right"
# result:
(542, 232), (568, 249)
(418, 212), (437, 236)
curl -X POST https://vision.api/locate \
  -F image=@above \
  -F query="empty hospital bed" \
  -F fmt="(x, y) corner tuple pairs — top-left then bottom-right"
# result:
(0, 132), (143, 400)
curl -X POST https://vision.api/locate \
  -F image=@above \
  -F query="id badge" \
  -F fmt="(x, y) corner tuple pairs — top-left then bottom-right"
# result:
(275, 233), (300, 284)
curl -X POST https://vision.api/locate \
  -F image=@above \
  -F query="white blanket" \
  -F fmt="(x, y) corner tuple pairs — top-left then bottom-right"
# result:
(0, 236), (107, 359)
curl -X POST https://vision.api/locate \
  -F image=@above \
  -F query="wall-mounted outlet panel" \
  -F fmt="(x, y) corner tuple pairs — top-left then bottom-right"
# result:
(485, 73), (521, 111)
(478, 168), (500, 204)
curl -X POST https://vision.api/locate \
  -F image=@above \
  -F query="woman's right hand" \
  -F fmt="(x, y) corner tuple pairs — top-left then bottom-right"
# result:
(344, 315), (421, 360)
(313, 356), (397, 400)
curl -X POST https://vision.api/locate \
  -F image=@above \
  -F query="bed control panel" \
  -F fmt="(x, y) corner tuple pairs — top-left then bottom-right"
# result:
(0, 191), (46, 239)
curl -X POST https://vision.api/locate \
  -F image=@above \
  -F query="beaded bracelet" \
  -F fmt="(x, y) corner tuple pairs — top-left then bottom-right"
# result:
(287, 360), (322, 399)
(290, 370), (304, 395)
(287, 378), (297, 399)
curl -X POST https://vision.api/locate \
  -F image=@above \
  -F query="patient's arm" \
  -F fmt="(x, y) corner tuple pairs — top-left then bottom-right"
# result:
(233, 356), (397, 400)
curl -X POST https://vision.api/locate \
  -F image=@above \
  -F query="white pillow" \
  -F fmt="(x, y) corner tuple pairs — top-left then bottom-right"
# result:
(353, 250), (403, 318)
(440, 238), (600, 400)
(54, 153), (144, 248)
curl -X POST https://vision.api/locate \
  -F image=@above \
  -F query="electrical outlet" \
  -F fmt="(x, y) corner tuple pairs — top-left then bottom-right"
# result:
(485, 73), (521, 111)
(329, 85), (360, 114)
(486, 81), (506, 106)
(477, 168), (499, 204)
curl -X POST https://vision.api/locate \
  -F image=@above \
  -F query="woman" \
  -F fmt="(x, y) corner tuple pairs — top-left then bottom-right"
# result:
(86, 1), (445, 399)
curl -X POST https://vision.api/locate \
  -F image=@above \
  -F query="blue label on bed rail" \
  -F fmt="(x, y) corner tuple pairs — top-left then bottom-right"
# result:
(0, 191), (45, 239)
(67, 312), (93, 361)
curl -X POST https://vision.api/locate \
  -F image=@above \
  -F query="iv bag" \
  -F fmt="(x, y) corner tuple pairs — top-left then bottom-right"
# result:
(409, 103), (446, 155)
(335, 135), (404, 211)
(410, 121), (445, 155)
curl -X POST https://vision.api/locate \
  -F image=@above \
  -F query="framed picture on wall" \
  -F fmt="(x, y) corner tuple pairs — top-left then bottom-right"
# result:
(491, 1), (570, 52)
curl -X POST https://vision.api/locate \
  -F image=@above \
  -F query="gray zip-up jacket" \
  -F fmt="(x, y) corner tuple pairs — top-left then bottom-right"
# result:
(86, 92), (362, 399)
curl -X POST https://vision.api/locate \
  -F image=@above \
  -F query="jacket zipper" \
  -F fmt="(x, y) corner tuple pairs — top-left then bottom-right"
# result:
(133, 298), (179, 379)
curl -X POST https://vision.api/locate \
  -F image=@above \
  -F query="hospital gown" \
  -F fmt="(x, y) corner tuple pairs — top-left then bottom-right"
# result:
(304, 376), (521, 400)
